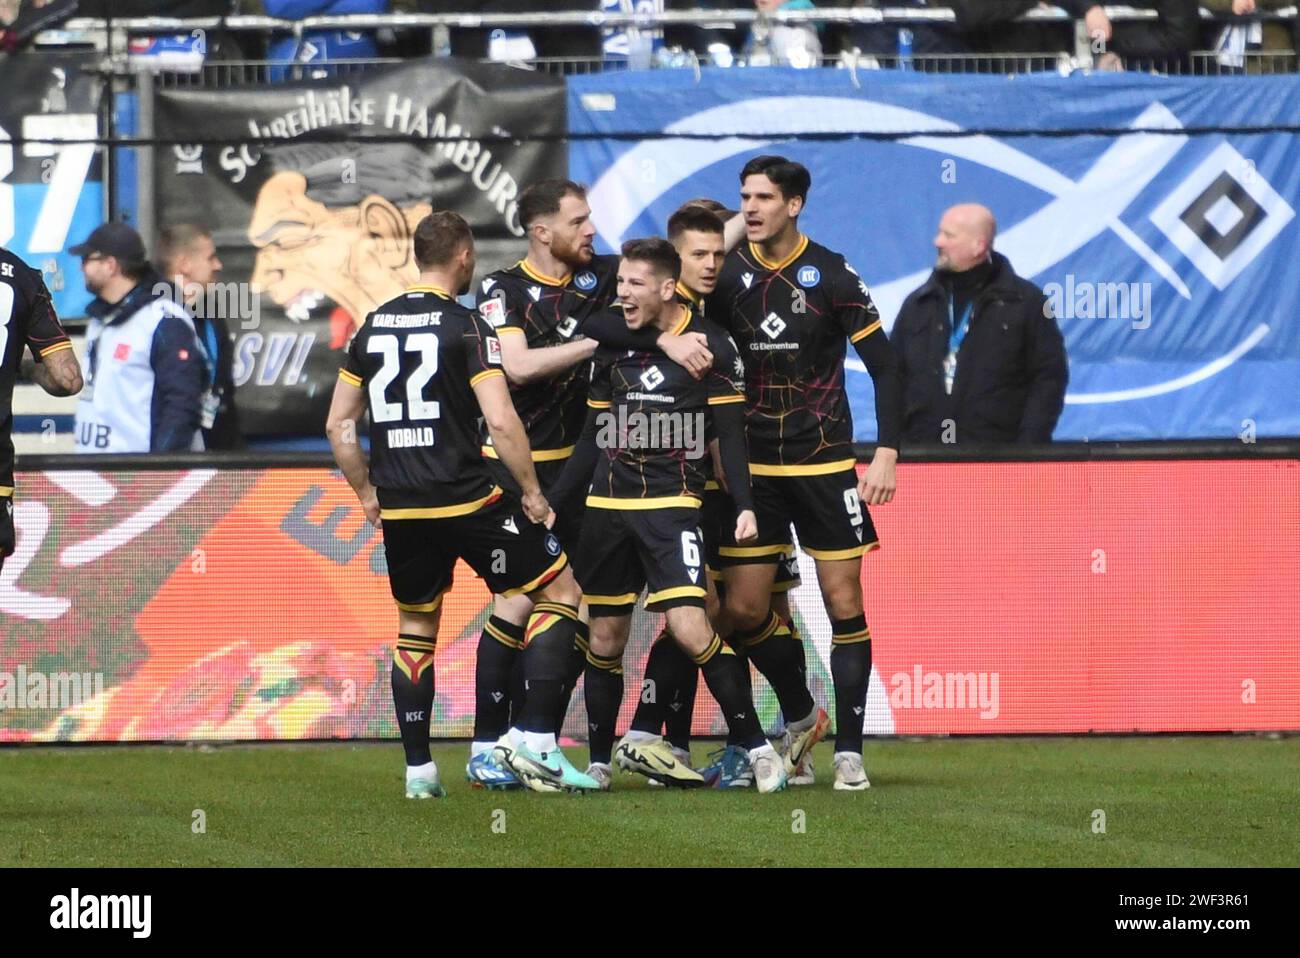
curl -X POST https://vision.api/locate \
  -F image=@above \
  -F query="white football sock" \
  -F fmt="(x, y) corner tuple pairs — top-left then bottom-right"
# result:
(523, 731), (557, 754)
(406, 760), (437, 783)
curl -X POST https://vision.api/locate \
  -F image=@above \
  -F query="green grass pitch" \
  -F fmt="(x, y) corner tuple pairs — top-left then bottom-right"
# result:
(4, 737), (1296, 867)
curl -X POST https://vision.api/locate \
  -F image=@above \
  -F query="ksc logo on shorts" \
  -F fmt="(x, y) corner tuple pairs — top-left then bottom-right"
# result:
(797, 266), (820, 288)
(574, 271), (597, 291)
(544, 533), (562, 556)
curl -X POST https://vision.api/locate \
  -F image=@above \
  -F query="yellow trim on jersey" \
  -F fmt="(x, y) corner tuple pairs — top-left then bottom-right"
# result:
(850, 320), (882, 344)
(499, 552), (569, 599)
(706, 567), (723, 582)
(749, 234), (809, 273)
(585, 592), (639, 606)
(668, 305), (693, 337)
(481, 443), (575, 462)
(407, 283), (453, 299)
(717, 544), (789, 558)
(496, 326), (526, 335)
(470, 369), (504, 387)
(519, 259), (570, 287)
(708, 394), (745, 405)
(646, 585), (706, 606)
(587, 398), (612, 409)
(586, 495), (701, 510)
(704, 479), (720, 491)
(39, 341), (73, 358)
(0, 485), (13, 497)
(675, 282), (702, 307)
(380, 487), (502, 520)
(748, 458), (857, 477)
(337, 368), (363, 387)
(803, 541), (880, 561)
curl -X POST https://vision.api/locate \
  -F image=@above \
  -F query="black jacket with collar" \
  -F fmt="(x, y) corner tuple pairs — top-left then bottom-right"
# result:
(890, 251), (1068, 445)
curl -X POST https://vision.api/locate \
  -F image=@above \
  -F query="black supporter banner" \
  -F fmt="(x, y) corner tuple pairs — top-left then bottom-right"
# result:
(154, 59), (567, 437)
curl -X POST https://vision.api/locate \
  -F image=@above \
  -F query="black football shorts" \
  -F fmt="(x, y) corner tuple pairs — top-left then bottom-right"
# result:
(380, 490), (568, 613)
(575, 504), (707, 618)
(716, 468), (878, 564)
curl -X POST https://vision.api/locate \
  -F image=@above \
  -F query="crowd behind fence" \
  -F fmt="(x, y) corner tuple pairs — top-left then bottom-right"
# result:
(26, 5), (1300, 77)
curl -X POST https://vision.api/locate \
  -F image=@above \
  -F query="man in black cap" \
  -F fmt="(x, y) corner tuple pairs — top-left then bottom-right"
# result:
(70, 222), (206, 453)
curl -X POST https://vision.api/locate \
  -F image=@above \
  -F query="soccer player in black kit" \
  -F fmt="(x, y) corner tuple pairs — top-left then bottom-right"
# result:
(465, 179), (713, 788)
(707, 156), (903, 790)
(549, 238), (789, 794)
(1, 247), (83, 568)
(326, 212), (600, 796)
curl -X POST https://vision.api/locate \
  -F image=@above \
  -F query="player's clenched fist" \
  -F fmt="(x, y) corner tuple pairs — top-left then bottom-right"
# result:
(734, 509), (759, 545)
(521, 489), (552, 525)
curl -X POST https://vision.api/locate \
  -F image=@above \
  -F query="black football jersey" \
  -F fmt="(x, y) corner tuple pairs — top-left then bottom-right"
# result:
(1, 248), (72, 493)
(474, 254), (619, 460)
(340, 284), (505, 512)
(585, 305), (744, 504)
(707, 235), (887, 472)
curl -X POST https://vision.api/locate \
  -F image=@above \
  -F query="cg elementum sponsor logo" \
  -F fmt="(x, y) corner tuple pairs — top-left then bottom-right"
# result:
(49, 889), (152, 939)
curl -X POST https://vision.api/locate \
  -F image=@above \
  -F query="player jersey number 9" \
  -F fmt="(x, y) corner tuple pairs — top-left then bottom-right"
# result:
(366, 333), (441, 426)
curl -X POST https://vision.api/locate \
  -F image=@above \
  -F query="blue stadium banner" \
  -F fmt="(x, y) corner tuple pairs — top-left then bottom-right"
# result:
(568, 70), (1300, 441)
(0, 51), (104, 320)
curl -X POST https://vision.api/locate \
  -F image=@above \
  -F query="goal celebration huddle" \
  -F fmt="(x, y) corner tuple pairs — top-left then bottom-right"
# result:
(325, 155), (903, 797)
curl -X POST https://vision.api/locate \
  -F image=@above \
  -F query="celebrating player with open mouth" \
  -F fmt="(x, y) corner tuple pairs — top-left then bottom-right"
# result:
(707, 156), (904, 791)
(549, 238), (789, 794)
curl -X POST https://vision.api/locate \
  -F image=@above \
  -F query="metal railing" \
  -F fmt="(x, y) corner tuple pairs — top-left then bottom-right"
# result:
(33, 6), (1300, 75)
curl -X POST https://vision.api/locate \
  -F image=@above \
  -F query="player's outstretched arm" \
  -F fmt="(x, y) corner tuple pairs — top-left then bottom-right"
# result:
(25, 347), (83, 397)
(497, 330), (597, 386)
(473, 372), (550, 525)
(581, 311), (712, 380)
(547, 404), (601, 513)
(851, 326), (901, 506)
(325, 377), (380, 527)
(712, 402), (758, 544)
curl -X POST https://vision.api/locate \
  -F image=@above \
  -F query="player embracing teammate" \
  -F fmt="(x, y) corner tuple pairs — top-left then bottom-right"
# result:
(334, 158), (901, 796)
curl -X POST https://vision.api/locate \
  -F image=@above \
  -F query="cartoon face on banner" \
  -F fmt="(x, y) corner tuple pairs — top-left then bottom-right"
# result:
(154, 61), (567, 436)
(247, 144), (435, 350)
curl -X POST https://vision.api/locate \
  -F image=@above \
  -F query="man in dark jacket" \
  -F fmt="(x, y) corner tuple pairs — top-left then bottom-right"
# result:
(891, 204), (1067, 445)
(1066, 0), (1200, 71)
(157, 224), (245, 450)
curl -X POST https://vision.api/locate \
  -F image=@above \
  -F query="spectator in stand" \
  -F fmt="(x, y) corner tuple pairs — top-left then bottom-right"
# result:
(1066, 0), (1199, 72)
(746, 0), (822, 67)
(890, 204), (1068, 446)
(156, 224), (245, 450)
(843, 2), (1069, 67)
(432, 1), (602, 61)
(70, 223), (206, 454)
(263, 0), (389, 82)
(1202, 0), (1298, 73)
